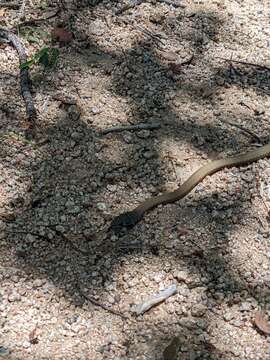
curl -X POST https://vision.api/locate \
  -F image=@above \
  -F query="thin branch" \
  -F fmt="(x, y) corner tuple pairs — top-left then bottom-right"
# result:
(134, 24), (166, 46)
(101, 122), (161, 135)
(217, 56), (270, 72)
(76, 283), (129, 320)
(49, 226), (91, 255)
(219, 119), (262, 143)
(61, 234), (90, 255)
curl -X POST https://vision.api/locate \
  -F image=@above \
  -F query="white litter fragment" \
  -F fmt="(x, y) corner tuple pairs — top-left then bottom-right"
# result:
(132, 284), (177, 316)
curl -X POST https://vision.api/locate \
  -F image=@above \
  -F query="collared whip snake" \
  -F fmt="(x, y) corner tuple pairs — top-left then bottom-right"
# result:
(111, 143), (270, 230)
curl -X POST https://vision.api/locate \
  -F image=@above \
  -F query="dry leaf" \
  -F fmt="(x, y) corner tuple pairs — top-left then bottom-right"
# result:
(51, 27), (73, 44)
(163, 337), (180, 360)
(253, 311), (270, 335)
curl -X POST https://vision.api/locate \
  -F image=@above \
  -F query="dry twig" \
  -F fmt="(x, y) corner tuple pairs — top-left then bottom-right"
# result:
(219, 118), (262, 143)
(101, 122), (160, 135)
(134, 24), (166, 47)
(76, 283), (128, 320)
(217, 56), (270, 73)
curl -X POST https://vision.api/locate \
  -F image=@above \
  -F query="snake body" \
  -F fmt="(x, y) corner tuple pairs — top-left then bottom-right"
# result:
(111, 143), (270, 230)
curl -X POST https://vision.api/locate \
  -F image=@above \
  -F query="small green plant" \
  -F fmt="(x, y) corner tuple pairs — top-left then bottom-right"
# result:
(20, 47), (59, 70)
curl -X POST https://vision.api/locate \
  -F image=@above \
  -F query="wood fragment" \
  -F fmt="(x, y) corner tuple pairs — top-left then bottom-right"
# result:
(253, 311), (270, 335)
(132, 284), (177, 315)
(101, 122), (160, 135)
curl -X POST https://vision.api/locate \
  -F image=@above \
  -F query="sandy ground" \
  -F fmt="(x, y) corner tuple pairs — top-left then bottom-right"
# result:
(0, 0), (270, 359)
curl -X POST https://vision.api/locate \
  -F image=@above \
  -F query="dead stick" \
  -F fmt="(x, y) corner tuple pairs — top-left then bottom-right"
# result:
(76, 283), (129, 320)
(101, 122), (160, 135)
(217, 56), (270, 72)
(219, 119), (262, 143)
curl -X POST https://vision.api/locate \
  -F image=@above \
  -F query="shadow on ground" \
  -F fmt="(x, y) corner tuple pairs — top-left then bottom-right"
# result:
(1, 4), (269, 358)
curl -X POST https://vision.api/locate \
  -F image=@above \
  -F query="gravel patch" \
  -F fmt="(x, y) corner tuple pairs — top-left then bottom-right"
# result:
(0, 0), (270, 359)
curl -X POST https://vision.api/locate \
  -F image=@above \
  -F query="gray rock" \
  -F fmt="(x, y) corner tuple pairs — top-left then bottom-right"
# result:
(240, 301), (252, 312)
(174, 271), (189, 283)
(137, 130), (151, 139)
(32, 279), (44, 288)
(97, 202), (107, 211)
(89, 20), (106, 36)
(91, 106), (102, 115)
(8, 292), (21, 302)
(191, 304), (207, 317)
(143, 151), (156, 159)
(223, 312), (234, 321)
(55, 225), (65, 233)
(25, 234), (36, 243)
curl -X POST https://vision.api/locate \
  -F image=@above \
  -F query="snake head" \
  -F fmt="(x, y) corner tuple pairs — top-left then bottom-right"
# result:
(110, 210), (142, 233)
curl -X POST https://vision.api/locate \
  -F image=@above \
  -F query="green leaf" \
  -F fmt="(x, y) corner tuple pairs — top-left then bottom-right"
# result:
(20, 59), (34, 70)
(20, 47), (59, 71)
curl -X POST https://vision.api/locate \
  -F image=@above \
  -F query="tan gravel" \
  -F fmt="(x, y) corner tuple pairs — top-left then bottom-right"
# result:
(0, 0), (270, 359)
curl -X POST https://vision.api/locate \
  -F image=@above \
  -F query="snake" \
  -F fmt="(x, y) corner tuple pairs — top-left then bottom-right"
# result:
(110, 143), (270, 231)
